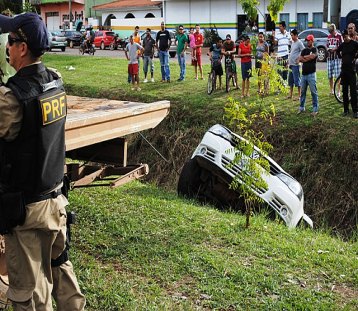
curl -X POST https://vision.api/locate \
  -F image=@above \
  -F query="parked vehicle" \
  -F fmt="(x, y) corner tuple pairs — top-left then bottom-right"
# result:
(109, 34), (126, 50)
(60, 30), (83, 48)
(178, 124), (313, 228)
(94, 30), (116, 50)
(134, 30), (177, 58)
(47, 31), (67, 52)
(298, 28), (335, 62)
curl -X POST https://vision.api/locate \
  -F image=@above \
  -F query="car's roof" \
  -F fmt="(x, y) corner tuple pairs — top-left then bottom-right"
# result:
(299, 28), (330, 34)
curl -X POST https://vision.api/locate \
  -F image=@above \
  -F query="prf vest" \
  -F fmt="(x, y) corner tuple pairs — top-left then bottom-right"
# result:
(2, 63), (67, 198)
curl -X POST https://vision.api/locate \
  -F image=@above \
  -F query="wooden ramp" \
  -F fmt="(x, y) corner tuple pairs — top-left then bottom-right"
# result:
(65, 96), (170, 151)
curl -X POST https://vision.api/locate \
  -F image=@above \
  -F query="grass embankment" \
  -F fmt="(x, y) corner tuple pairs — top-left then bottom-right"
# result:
(69, 182), (358, 310)
(42, 55), (357, 309)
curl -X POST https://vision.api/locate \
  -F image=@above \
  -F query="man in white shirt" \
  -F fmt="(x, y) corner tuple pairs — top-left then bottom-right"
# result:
(273, 21), (291, 85)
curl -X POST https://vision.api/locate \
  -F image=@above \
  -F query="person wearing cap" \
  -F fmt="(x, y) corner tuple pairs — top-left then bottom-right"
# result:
(297, 34), (319, 116)
(156, 21), (171, 82)
(0, 12), (85, 310)
(287, 29), (304, 100)
(175, 25), (188, 81)
(336, 29), (358, 118)
(326, 23), (343, 95)
(273, 21), (291, 85)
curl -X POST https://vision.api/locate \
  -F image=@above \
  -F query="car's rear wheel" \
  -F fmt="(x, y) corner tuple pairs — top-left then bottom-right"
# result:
(61, 47), (66, 52)
(317, 47), (326, 62)
(100, 42), (105, 50)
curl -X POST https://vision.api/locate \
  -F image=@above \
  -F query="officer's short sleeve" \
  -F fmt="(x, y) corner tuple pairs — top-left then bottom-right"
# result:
(0, 85), (22, 141)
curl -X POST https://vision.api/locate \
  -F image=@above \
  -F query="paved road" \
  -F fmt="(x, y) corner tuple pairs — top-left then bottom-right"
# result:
(49, 46), (327, 70)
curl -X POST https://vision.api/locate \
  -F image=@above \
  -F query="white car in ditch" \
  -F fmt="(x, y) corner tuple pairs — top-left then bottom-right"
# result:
(178, 124), (313, 228)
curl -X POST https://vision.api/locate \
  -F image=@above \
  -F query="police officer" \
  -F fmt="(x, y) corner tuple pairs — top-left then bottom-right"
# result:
(0, 13), (85, 310)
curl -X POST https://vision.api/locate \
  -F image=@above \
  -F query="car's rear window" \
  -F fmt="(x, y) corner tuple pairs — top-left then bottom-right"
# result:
(106, 32), (115, 36)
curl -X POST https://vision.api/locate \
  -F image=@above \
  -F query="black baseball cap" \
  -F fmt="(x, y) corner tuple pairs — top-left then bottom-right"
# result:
(0, 12), (49, 57)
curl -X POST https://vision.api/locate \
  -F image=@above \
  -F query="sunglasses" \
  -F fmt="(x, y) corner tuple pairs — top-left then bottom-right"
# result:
(348, 27), (354, 29)
(8, 35), (23, 46)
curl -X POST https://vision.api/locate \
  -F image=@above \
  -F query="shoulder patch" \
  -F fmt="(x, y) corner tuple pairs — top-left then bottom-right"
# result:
(39, 91), (67, 125)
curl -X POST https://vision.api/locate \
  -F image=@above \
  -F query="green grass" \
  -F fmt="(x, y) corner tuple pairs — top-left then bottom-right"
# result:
(40, 55), (358, 309)
(69, 182), (357, 310)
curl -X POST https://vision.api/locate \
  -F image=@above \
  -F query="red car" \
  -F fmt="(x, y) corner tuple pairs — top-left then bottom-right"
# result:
(93, 31), (116, 50)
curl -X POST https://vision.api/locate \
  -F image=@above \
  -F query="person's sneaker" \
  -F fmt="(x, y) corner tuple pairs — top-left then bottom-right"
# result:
(143, 79), (148, 83)
(297, 109), (305, 114)
(342, 111), (349, 116)
(353, 112), (358, 119)
(137, 87), (141, 91)
(167, 79), (171, 83)
(177, 78), (183, 82)
(131, 87), (135, 91)
(311, 111), (318, 117)
(151, 78), (155, 82)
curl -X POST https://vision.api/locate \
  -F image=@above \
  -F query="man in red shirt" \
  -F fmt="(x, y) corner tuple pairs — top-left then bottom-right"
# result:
(193, 24), (204, 80)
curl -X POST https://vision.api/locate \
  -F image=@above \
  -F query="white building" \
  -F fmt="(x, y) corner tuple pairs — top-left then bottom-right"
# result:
(162, 0), (347, 40)
(93, 0), (163, 36)
(92, 0), (357, 39)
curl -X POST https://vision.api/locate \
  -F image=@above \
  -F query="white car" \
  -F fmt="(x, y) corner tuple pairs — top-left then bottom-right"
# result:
(178, 124), (313, 228)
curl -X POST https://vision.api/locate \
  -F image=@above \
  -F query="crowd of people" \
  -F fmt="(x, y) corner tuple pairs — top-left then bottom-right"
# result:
(125, 21), (358, 118)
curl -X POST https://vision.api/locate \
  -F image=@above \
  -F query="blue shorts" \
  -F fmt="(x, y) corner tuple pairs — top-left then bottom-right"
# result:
(241, 61), (252, 80)
(288, 65), (301, 87)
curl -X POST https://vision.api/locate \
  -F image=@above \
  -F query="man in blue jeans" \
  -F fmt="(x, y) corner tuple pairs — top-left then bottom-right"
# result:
(156, 21), (171, 82)
(175, 25), (188, 81)
(287, 29), (304, 100)
(298, 34), (319, 116)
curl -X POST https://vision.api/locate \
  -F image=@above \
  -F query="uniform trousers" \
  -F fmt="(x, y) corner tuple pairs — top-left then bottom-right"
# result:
(5, 195), (85, 311)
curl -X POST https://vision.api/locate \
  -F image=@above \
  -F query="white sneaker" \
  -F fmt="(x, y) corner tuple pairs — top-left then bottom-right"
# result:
(143, 79), (148, 83)
(151, 78), (155, 82)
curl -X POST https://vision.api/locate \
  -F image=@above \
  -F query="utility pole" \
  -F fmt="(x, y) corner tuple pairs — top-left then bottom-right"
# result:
(69, 0), (72, 30)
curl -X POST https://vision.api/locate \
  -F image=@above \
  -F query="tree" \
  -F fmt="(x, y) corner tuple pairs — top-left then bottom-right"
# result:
(239, 0), (260, 23)
(238, 0), (290, 28)
(224, 53), (288, 227)
(22, 0), (36, 13)
(267, 0), (289, 23)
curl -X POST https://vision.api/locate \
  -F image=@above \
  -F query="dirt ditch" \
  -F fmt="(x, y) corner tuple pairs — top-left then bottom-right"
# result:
(127, 104), (358, 238)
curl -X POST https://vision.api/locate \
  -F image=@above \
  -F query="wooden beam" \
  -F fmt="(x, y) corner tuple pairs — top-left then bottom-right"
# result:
(65, 96), (170, 151)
